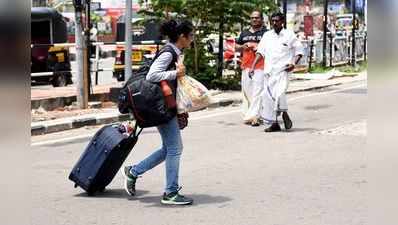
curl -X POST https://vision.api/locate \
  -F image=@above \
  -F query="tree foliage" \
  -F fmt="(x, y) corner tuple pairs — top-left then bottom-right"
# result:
(138, 0), (278, 88)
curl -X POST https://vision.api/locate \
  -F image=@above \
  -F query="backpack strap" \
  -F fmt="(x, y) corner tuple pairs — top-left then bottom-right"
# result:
(122, 44), (178, 88)
(152, 44), (178, 70)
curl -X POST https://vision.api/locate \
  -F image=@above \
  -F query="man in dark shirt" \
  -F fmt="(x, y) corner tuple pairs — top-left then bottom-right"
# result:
(236, 10), (267, 126)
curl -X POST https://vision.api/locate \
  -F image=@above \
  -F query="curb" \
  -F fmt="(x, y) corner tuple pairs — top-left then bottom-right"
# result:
(286, 82), (343, 94)
(31, 79), (364, 136)
(31, 113), (134, 136)
(208, 99), (242, 108)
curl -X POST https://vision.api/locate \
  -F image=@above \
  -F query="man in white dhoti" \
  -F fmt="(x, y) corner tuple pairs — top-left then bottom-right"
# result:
(235, 10), (267, 126)
(249, 12), (304, 132)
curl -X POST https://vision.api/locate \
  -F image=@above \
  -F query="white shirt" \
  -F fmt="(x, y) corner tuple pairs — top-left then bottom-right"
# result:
(146, 42), (182, 82)
(257, 28), (304, 74)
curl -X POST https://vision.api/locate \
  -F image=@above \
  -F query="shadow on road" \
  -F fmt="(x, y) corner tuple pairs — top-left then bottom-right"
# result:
(286, 127), (317, 133)
(217, 121), (239, 126)
(304, 104), (332, 110)
(73, 189), (232, 207)
(137, 194), (233, 208)
(339, 88), (367, 94)
(73, 188), (149, 199)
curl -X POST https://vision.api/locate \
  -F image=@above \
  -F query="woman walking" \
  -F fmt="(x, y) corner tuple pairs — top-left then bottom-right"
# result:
(122, 19), (194, 205)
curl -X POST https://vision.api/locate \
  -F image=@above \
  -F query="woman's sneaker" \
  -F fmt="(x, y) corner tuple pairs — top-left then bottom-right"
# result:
(161, 191), (193, 205)
(122, 166), (137, 196)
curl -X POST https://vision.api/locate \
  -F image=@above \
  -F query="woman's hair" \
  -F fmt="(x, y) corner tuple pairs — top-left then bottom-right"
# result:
(160, 19), (193, 43)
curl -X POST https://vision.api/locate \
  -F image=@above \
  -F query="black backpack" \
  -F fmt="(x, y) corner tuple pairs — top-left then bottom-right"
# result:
(118, 45), (178, 128)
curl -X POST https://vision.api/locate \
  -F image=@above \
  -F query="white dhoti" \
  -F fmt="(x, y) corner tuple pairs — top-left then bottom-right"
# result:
(255, 28), (304, 125)
(261, 68), (289, 124)
(241, 69), (264, 121)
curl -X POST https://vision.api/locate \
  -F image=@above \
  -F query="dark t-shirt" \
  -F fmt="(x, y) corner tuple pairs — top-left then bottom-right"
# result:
(237, 26), (267, 69)
(236, 26), (267, 45)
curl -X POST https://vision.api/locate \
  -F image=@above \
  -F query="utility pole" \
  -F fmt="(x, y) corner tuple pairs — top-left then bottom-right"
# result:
(351, 0), (357, 67)
(73, 0), (89, 109)
(364, 0), (367, 29)
(125, 0), (133, 81)
(217, 14), (224, 78)
(322, 0), (328, 67)
(85, 0), (92, 94)
(283, 0), (287, 28)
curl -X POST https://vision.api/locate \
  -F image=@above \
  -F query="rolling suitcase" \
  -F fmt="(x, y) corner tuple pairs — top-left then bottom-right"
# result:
(68, 123), (142, 195)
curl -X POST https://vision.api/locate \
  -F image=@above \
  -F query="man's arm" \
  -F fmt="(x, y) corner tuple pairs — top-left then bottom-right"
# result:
(285, 33), (305, 72)
(235, 42), (249, 51)
(248, 33), (267, 77)
(235, 33), (247, 51)
(248, 53), (263, 77)
(294, 54), (303, 65)
(285, 54), (303, 72)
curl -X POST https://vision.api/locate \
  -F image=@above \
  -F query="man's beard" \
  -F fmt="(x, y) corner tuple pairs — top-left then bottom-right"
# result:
(274, 26), (282, 33)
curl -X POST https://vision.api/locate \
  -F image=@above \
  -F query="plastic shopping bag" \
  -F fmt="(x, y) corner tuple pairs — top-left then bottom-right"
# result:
(176, 76), (211, 113)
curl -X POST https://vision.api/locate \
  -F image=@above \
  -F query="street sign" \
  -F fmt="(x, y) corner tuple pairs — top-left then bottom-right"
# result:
(304, 15), (314, 37)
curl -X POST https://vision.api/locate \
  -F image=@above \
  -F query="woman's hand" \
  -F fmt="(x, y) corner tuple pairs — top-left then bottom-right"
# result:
(177, 112), (189, 129)
(176, 61), (186, 77)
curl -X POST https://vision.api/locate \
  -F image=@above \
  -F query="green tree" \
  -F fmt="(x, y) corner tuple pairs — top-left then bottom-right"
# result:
(138, 0), (187, 21)
(138, 0), (277, 88)
(184, 0), (277, 77)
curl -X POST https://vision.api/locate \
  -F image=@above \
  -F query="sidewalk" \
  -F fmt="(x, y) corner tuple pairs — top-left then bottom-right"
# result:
(31, 71), (367, 135)
(31, 82), (122, 111)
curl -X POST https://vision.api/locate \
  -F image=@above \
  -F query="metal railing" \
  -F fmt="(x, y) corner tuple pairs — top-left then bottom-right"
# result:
(300, 32), (367, 69)
(31, 33), (367, 87)
(30, 40), (167, 84)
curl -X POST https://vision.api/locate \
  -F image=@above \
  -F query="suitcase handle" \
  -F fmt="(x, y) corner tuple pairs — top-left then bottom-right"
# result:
(128, 122), (143, 139)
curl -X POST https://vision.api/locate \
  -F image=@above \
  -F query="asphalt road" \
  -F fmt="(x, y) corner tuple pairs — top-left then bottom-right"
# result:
(31, 80), (367, 225)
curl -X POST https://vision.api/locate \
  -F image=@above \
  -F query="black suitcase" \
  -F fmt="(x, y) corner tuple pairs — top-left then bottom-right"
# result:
(68, 123), (142, 195)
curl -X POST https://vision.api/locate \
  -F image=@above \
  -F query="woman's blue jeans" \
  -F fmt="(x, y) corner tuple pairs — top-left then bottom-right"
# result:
(130, 116), (183, 194)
